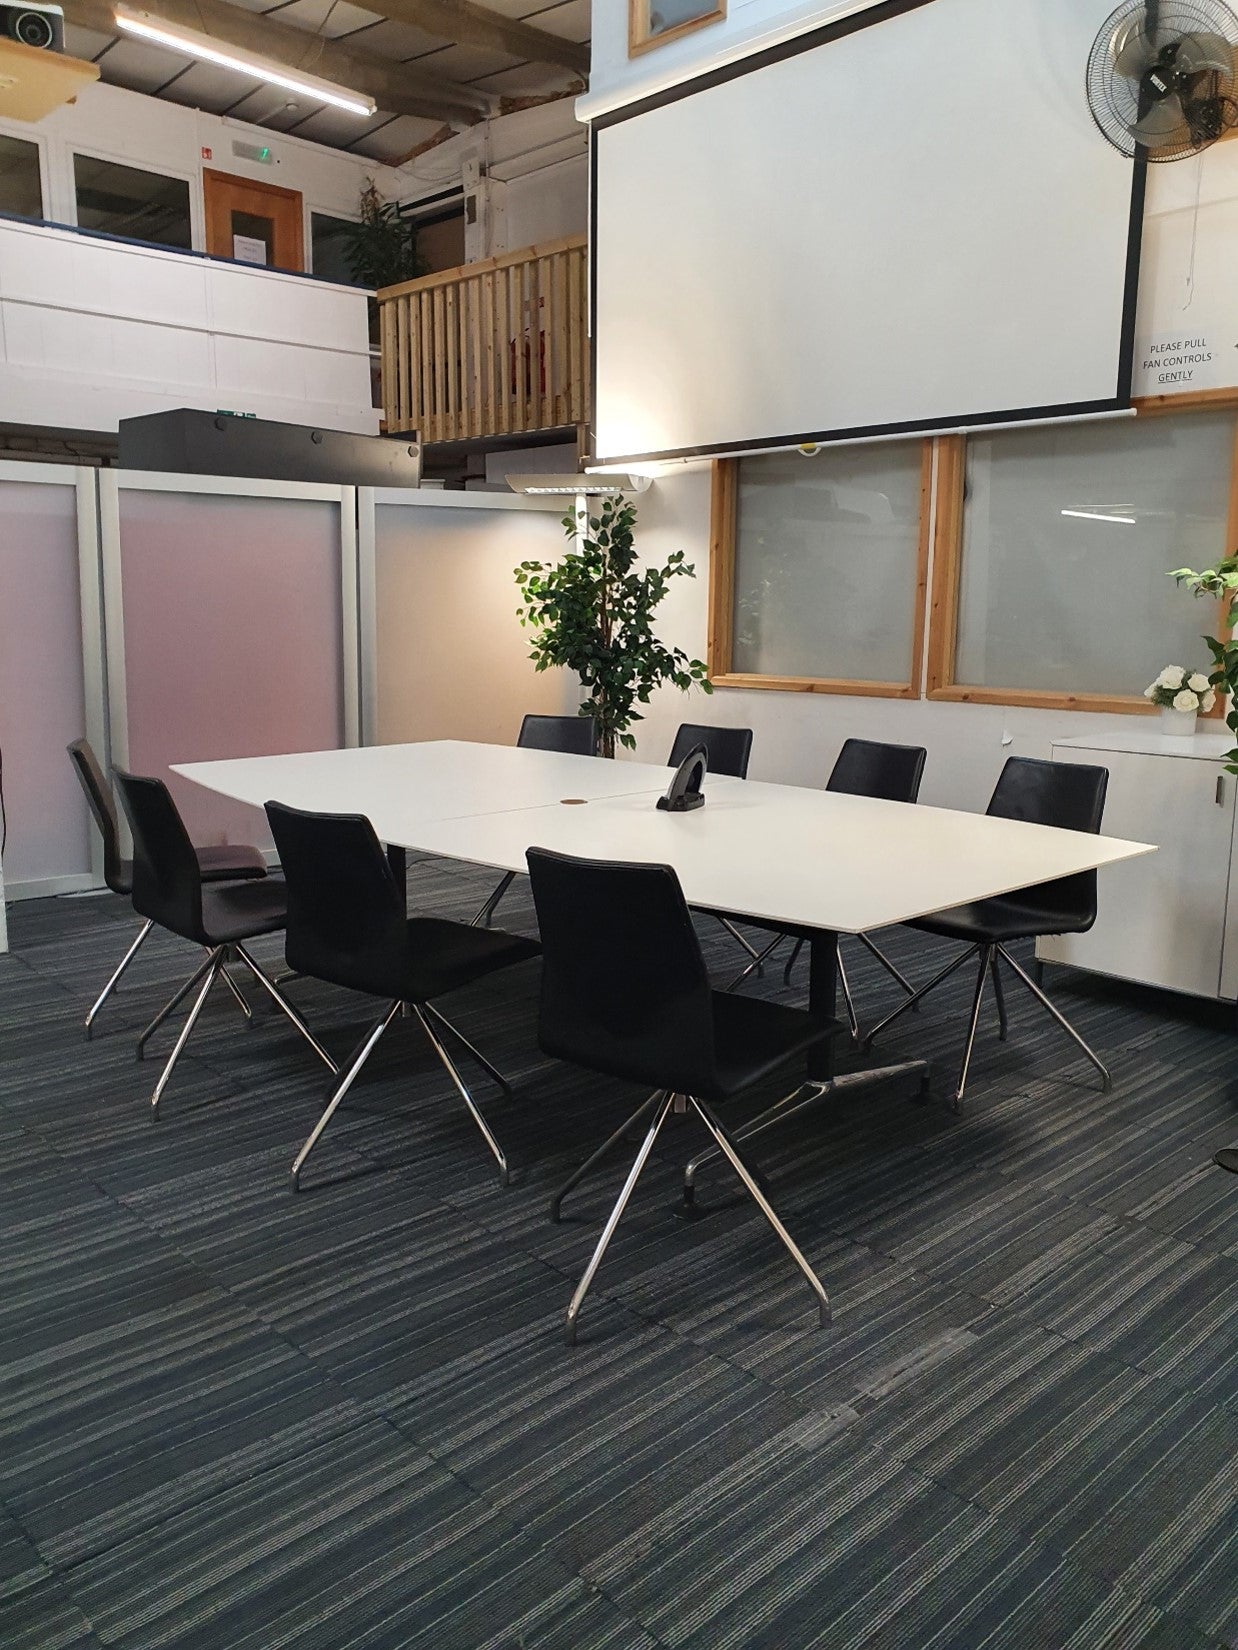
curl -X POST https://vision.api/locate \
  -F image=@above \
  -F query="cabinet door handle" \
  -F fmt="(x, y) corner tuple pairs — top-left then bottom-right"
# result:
(1218, 776), (1227, 806)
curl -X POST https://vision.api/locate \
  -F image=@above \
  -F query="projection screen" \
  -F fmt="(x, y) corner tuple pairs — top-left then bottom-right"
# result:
(591, 0), (1145, 464)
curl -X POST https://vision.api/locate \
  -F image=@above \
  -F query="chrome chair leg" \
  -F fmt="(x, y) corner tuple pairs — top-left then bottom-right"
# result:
(952, 945), (994, 1112)
(550, 1090), (666, 1223)
(989, 950), (1008, 1041)
(291, 1001), (400, 1189)
(422, 1000), (514, 1097)
(565, 1092), (675, 1344)
(691, 1096), (831, 1328)
(472, 871), (516, 928)
(231, 943), (338, 1074)
(856, 932), (917, 998)
(862, 943), (980, 1052)
(136, 949), (216, 1060)
(727, 931), (783, 992)
(218, 949), (253, 1023)
(837, 950), (859, 1042)
(151, 951), (222, 1117)
(999, 946), (1112, 1092)
(84, 918), (154, 1038)
(782, 936), (804, 987)
(412, 1004), (513, 1185)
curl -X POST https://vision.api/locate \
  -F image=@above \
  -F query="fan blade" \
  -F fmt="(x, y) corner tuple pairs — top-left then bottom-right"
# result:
(1175, 31), (1235, 78)
(1112, 19), (1158, 79)
(1130, 93), (1191, 145)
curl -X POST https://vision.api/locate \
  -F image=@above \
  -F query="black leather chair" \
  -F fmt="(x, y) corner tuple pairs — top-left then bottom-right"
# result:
(68, 738), (268, 1037)
(667, 722), (753, 779)
(666, 723), (765, 972)
(267, 801), (540, 1189)
(734, 739), (928, 1036)
(526, 845), (838, 1344)
(473, 713), (597, 927)
(114, 771), (336, 1115)
(863, 756), (1111, 1110)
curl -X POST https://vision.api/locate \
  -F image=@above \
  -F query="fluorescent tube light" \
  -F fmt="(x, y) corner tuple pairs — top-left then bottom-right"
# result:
(1060, 508), (1137, 525)
(114, 7), (376, 116)
(506, 473), (653, 496)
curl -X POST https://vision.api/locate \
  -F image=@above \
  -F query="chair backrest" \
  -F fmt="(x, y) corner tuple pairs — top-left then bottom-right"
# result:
(67, 738), (127, 893)
(827, 738), (926, 804)
(265, 800), (408, 994)
(986, 756), (1108, 927)
(113, 772), (204, 939)
(526, 847), (720, 1095)
(667, 723), (753, 780)
(517, 713), (597, 756)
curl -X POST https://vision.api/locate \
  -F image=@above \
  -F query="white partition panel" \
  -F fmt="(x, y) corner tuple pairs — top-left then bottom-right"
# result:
(103, 473), (356, 850)
(0, 463), (103, 897)
(362, 491), (574, 747)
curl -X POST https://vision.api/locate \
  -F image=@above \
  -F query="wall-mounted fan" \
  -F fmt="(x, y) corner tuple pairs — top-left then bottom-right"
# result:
(1087, 0), (1238, 161)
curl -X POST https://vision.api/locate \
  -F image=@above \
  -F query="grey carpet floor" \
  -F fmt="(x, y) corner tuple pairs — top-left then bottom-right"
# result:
(0, 856), (1235, 1650)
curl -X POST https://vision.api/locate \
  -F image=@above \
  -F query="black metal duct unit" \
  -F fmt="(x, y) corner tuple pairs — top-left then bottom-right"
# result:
(118, 409), (422, 488)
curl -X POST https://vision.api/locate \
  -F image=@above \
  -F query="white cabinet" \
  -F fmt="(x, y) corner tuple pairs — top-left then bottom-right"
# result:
(1039, 732), (1237, 1002)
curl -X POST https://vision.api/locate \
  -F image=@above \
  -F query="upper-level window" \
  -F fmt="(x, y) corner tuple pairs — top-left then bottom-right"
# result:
(0, 133), (43, 220)
(310, 212), (359, 285)
(73, 155), (192, 251)
(629, 0), (726, 56)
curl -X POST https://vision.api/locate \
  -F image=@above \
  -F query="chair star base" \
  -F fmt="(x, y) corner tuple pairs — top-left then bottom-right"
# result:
(559, 1090), (831, 1347)
(288, 999), (517, 1191)
(863, 941), (1112, 1112)
(138, 943), (337, 1117)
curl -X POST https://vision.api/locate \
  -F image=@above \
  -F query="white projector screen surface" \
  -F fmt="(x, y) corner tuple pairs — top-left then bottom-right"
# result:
(592, 0), (1142, 464)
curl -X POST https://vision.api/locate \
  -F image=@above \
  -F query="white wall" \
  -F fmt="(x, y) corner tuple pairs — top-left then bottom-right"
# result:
(0, 216), (377, 433)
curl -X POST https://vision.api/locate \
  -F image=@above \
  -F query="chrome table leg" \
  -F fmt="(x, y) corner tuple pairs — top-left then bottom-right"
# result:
(472, 870), (516, 928)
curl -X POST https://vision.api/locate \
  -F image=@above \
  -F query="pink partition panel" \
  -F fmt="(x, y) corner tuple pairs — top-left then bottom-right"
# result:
(0, 479), (91, 890)
(120, 489), (344, 846)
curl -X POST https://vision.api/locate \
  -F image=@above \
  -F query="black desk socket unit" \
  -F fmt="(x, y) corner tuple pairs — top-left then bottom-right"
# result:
(118, 409), (422, 488)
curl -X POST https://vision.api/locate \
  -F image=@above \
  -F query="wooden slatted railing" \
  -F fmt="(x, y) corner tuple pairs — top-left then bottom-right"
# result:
(377, 234), (589, 444)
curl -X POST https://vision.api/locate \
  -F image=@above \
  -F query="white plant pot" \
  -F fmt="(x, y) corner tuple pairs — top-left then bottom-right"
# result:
(1159, 704), (1198, 737)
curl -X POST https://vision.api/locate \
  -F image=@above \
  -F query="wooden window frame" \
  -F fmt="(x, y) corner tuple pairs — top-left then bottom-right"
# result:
(629, 0), (726, 58)
(707, 443), (933, 700)
(925, 392), (1237, 717)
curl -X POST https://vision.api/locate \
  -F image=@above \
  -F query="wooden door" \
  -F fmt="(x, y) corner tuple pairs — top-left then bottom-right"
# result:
(203, 169), (304, 272)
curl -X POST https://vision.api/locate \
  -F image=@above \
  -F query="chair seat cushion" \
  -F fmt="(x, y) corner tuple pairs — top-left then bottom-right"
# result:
(201, 876), (290, 944)
(706, 991), (840, 1101)
(290, 917), (540, 1003)
(196, 843), (268, 882)
(911, 897), (1091, 945)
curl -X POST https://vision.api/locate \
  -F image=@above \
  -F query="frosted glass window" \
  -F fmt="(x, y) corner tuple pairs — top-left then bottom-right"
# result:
(0, 480), (90, 890)
(119, 489), (345, 847)
(955, 414), (1235, 696)
(731, 443), (923, 682)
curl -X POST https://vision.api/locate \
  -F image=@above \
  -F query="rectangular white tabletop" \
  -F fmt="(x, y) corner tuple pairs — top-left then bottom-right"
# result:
(175, 741), (1154, 937)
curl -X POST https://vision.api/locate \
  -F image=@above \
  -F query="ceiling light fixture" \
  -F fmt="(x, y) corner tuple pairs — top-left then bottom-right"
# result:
(1060, 508), (1137, 525)
(114, 7), (376, 117)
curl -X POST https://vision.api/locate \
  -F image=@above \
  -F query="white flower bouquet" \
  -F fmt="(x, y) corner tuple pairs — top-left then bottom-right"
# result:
(1143, 665), (1216, 714)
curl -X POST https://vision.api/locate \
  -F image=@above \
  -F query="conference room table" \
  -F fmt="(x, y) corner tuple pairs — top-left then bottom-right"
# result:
(175, 739), (1154, 1095)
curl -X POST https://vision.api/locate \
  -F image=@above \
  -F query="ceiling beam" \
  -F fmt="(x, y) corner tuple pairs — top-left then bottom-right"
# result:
(371, 0), (589, 75)
(64, 0), (491, 125)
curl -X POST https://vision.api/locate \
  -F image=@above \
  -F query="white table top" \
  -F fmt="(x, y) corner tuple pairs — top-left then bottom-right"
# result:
(175, 740), (1154, 937)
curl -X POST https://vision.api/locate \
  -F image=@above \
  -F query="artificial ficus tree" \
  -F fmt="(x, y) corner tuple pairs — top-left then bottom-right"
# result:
(1170, 553), (1238, 772)
(515, 495), (711, 758)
